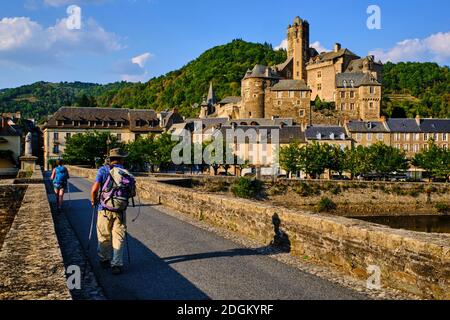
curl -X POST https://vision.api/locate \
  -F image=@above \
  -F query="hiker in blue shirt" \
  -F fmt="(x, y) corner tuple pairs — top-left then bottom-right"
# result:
(91, 148), (136, 275)
(51, 159), (70, 212)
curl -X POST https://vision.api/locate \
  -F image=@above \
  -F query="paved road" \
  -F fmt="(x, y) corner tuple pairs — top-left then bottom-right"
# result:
(60, 176), (366, 300)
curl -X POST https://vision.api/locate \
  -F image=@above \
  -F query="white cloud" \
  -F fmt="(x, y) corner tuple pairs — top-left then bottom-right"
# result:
(274, 39), (330, 54)
(132, 52), (153, 68)
(274, 39), (287, 51)
(112, 52), (153, 83)
(0, 16), (123, 67)
(310, 41), (329, 54)
(44, 0), (107, 7)
(369, 31), (450, 64)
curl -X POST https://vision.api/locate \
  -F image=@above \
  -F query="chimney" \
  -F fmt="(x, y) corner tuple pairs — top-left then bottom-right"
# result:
(380, 116), (386, 123)
(334, 43), (341, 52)
(415, 114), (421, 126)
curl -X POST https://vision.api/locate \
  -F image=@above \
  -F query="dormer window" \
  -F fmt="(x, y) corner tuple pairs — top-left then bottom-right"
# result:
(330, 133), (335, 140)
(316, 133), (322, 140)
(343, 80), (347, 88)
(350, 80), (354, 88)
(340, 133), (346, 140)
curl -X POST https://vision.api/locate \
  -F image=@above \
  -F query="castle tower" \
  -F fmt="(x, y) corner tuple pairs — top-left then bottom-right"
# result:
(287, 16), (310, 82)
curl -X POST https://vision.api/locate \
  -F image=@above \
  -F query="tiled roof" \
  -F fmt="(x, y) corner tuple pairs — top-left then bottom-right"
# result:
(218, 125), (305, 144)
(305, 126), (348, 140)
(218, 96), (242, 105)
(270, 80), (310, 91)
(309, 48), (359, 64)
(346, 121), (389, 133)
(418, 119), (450, 133)
(227, 118), (295, 127)
(336, 72), (381, 88)
(45, 107), (162, 132)
(386, 119), (421, 133)
(243, 64), (280, 79)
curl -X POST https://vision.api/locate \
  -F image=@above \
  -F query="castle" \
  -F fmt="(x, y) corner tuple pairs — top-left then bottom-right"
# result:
(200, 16), (383, 126)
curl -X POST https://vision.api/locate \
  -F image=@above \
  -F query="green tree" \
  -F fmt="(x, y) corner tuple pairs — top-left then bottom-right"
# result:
(279, 140), (302, 177)
(412, 141), (450, 181)
(298, 142), (331, 179)
(368, 143), (409, 177)
(63, 131), (123, 167)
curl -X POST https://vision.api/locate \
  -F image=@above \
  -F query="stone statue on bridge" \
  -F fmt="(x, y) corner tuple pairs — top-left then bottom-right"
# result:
(20, 132), (37, 172)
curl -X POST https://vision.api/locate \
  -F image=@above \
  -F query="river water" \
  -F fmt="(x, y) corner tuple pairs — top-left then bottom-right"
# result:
(353, 215), (450, 234)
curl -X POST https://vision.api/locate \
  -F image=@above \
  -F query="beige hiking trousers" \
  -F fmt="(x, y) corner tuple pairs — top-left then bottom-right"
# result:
(97, 210), (126, 267)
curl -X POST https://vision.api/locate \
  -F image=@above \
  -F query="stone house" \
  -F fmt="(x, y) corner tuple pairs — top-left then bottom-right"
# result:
(43, 107), (164, 169)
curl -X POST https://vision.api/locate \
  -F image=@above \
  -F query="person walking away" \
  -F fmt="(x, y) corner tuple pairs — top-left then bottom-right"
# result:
(90, 148), (136, 275)
(51, 159), (70, 212)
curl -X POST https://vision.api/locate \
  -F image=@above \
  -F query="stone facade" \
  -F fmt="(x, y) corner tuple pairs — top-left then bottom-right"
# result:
(65, 166), (450, 299)
(205, 17), (383, 125)
(43, 107), (166, 170)
(0, 170), (71, 300)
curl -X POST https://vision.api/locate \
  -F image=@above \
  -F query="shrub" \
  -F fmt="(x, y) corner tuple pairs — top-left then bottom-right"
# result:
(330, 185), (342, 195)
(294, 182), (320, 197)
(435, 202), (450, 214)
(317, 197), (337, 213)
(231, 177), (263, 199)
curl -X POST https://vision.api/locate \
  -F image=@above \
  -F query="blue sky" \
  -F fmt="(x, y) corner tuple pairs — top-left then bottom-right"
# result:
(0, 0), (449, 89)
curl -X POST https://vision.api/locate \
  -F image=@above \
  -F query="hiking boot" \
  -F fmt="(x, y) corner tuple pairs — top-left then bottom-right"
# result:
(112, 266), (124, 275)
(100, 260), (111, 269)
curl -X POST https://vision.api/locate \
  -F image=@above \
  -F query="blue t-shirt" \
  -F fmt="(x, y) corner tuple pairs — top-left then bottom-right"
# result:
(95, 164), (124, 210)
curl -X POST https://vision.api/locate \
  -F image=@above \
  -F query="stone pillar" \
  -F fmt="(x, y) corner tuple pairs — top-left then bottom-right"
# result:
(20, 132), (37, 172)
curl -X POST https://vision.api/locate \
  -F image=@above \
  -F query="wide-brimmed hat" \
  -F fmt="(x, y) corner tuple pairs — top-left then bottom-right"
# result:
(108, 148), (128, 159)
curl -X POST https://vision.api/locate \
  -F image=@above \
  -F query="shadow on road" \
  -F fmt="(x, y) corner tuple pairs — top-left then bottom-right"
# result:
(62, 197), (210, 300)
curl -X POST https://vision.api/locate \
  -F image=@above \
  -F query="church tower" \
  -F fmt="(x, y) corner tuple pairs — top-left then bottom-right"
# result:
(287, 16), (310, 81)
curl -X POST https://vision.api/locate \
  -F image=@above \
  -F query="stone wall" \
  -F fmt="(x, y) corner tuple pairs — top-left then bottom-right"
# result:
(67, 166), (450, 299)
(0, 169), (71, 300)
(0, 185), (27, 248)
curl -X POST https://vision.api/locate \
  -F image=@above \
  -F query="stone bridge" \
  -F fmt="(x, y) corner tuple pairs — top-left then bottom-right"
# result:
(0, 166), (449, 300)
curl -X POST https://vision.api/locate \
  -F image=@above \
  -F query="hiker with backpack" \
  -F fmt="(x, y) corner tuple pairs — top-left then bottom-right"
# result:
(90, 148), (136, 275)
(51, 159), (70, 212)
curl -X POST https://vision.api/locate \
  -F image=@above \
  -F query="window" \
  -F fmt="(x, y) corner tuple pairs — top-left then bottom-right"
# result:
(66, 133), (71, 140)
(341, 92), (345, 98)
(277, 100), (282, 106)
(434, 133), (439, 141)
(414, 133), (420, 141)
(117, 134), (122, 141)
(423, 144), (429, 151)
(394, 133), (400, 141)
(343, 80), (347, 88)
(53, 145), (59, 154)
(317, 71), (322, 78)
(301, 91), (307, 98)
(395, 144), (400, 149)
(413, 144), (419, 153)
(341, 103), (345, 111)
(74, 121), (79, 127)
(403, 144), (409, 151)
(296, 100), (301, 105)
(54, 132), (59, 141)
(424, 133), (429, 141)
(377, 133), (383, 140)
(277, 91), (283, 99)
(404, 133), (410, 141)
(350, 80), (354, 88)
(299, 109), (305, 117)
(350, 103), (355, 111)
(289, 91), (295, 98)
(350, 91), (355, 99)
(369, 102), (374, 109)
(370, 86), (375, 94)
(356, 133), (362, 141)
(367, 133), (372, 141)
(317, 83), (322, 91)
(443, 133), (448, 141)
(117, 122), (123, 128)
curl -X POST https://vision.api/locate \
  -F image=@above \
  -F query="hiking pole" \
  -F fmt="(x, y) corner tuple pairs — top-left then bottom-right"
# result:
(125, 232), (131, 265)
(83, 204), (97, 279)
(67, 182), (71, 210)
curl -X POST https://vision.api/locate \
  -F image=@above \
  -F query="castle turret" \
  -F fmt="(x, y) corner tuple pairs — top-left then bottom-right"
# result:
(240, 65), (278, 119)
(287, 16), (310, 82)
